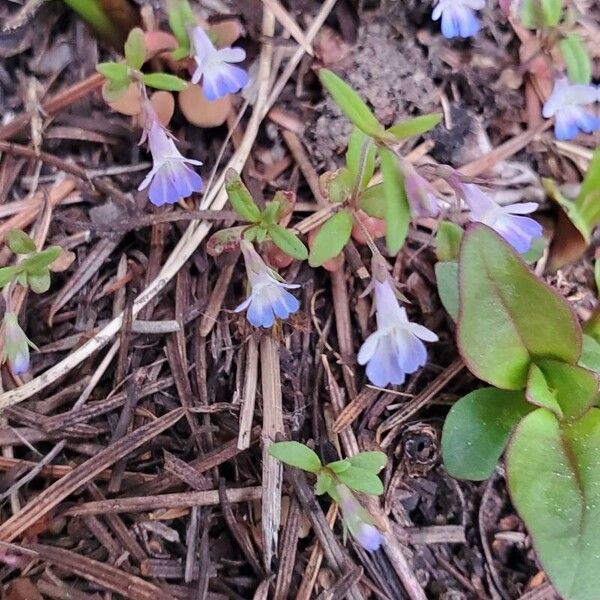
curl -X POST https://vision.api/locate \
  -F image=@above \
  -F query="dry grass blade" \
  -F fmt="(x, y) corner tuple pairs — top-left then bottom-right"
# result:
(22, 543), (175, 600)
(64, 486), (263, 516)
(260, 334), (284, 570)
(0, 408), (184, 542)
(261, 0), (314, 55)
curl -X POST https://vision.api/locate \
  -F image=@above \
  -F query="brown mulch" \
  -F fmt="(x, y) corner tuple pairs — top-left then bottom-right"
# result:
(0, 0), (596, 599)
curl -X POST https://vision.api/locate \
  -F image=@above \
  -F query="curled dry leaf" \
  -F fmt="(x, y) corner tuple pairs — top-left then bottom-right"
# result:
(351, 210), (386, 246)
(108, 82), (142, 116)
(49, 248), (76, 273)
(209, 19), (244, 48)
(179, 82), (231, 127)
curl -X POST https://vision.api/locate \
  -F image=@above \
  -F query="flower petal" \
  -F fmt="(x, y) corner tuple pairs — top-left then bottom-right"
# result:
(191, 26), (216, 62)
(391, 329), (427, 374)
(203, 63), (249, 101)
(354, 523), (383, 551)
(246, 295), (276, 328)
(365, 335), (406, 387)
(441, 5), (480, 38)
(148, 168), (182, 206)
(492, 214), (543, 253)
(503, 202), (538, 215)
(357, 331), (381, 365)
(217, 47), (246, 63)
(406, 322), (439, 342)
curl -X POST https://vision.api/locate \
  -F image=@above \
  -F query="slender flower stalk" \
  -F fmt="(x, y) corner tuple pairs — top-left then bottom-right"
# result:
(542, 77), (600, 141)
(190, 26), (249, 101)
(431, 0), (485, 39)
(138, 102), (203, 206)
(358, 264), (438, 387)
(457, 182), (542, 253)
(335, 483), (383, 551)
(235, 240), (300, 328)
(1, 312), (35, 375)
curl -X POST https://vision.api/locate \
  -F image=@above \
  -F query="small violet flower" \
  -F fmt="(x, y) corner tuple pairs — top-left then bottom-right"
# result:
(1, 312), (35, 375)
(542, 77), (600, 141)
(235, 240), (300, 328)
(336, 483), (383, 552)
(138, 108), (203, 207)
(190, 26), (249, 101)
(432, 0), (485, 39)
(358, 275), (438, 388)
(403, 164), (443, 219)
(459, 182), (542, 253)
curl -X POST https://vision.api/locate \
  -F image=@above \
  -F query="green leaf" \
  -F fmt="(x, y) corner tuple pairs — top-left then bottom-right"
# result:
(345, 128), (376, 190)
(315, 471), (334, 495)
(442, 388), (532, 480)
(167, 0), (195, 50)
(559, 35), (592, 84)
(541, 0), (563, 26)
(358, 183), (386, 219)
(27, 270), (51, 294)
(268, 441), (322, 473)
(385, 113), (442, 140)
(327, 459), (351, 474)
(21, 247), (62, 273)
(536, 359), (598, 420)
(267, 224), (308, 261)
(308, 210), (353, 267)
(5, 229), (36, 254)
(0, 266), (18, 289)
(525, 363), (563, 418)
(574, 147), (600, 238)
(458, 225), (581, 390)
(142, 73), (188, 91)
(521, 235), (547, 264)
(318, 69), (383, 138)
(124, 27), (146, 70)
(435, 261), (459, 321)
(380, 148), (410, 255)
(435, 221), (463, 262)
(348, 451), (387, 473)
(337, 465), (384, 495)
(224, 171), (261, 222)
(319, 169), (354, 204)
(580, 335), (600, 373)
(507, 407), (600, 600)
(96, 62), (129, 84)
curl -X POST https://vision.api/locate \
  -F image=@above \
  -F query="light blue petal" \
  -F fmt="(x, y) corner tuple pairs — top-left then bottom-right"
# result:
(172, 163), (203, 197)
(365, 336), (406, 387)
(271, 289), (300, 319)
(441, 6), (479, 38)
(355, 524), (383, 551)
(573, 110), (600, 135)
(392, 330), (427, 374)
(246, 298), (275, 328)
(493, 214), (543, 253)
(148, 170), (181, 206)
(11, 351), (29, 374)
(554, 112), (580, 141)
(203, 64), (249, 101)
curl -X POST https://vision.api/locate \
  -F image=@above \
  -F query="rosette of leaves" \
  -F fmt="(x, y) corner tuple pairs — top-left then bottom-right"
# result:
(0, 230), (70, 294)
(207, 170), (308, 261)
(441, 223), (600, 600)
(312, 69), (441, 265)
(96, 27), (188, 104)
(268, 441), (387, 497)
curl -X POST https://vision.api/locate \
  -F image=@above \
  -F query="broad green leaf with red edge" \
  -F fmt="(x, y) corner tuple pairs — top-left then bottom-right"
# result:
(435, 261), (459, 320)
(507, 407), (600, 600)
(535, 359), (598, 420)
(308, 210), (353, 267)
(385, 113), (442, 141)
(458, 224), (581, 389)
(318, 69), (383, 138)
(358, 183), (386, 219)
(267, 224), (308, 261)
(580, 335), (600, 373)
(380, 147), (410, 254)
(525, 363), (563, 418)
(442, 388), (532, 480)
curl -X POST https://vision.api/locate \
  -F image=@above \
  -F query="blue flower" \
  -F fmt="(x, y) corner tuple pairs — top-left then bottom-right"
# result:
(335, 484), (383, 552)
(358, 278), (438, 388)
(542, 77), (600, 141)
(190, 26), (249, 101)
(138, 119), (203, 207)
(235, 241), (300, 328)
(1, 312), (35, 375)
(432, 0), (485, 38)
(459, 183), (542, 253)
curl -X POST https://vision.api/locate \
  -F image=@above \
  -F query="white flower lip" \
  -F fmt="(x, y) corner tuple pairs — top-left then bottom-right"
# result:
(235, 241), (300, 328)
(358, 280), (438, 388)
